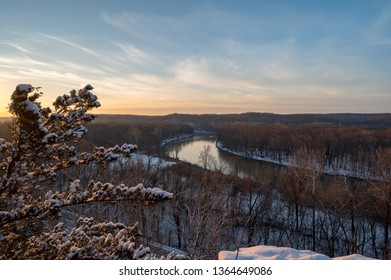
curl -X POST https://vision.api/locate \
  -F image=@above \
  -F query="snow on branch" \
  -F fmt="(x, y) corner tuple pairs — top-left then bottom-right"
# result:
(0, 180), (173, 228)
(22, 217), (149, 259)
(92, 144), (138, 164)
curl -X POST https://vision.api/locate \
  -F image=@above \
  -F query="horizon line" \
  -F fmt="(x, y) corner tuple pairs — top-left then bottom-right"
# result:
(1, 111), (391, 119)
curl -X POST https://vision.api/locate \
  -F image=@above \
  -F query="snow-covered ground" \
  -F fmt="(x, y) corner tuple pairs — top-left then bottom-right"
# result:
(218, 245), (374, 260)
(160, 131), (215, 147)
(112, 153), (176, 171)
(128, 153), (176, 168)
(160, 133), (194, 146)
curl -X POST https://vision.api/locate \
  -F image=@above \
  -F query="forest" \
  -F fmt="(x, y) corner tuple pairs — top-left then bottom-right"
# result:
(1, 86), (391, 260)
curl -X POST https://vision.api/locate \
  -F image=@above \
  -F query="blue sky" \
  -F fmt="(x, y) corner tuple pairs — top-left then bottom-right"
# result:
(1, 0), (390, 116)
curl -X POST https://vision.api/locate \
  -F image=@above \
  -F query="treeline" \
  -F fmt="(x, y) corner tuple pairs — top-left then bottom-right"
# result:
(72, 121), (194, 155)
(1, 119), (194, 155)
(95, 113), (391, 129)
(0, 121), (12, 142)
(215, 123), (391, 178)
(84, 122), (192, 154)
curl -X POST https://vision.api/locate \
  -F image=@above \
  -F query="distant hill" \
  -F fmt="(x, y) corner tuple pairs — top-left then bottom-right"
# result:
(3, 113), (391, 128)
(0, 117), (11, 123)
(94, 113), (391, 129)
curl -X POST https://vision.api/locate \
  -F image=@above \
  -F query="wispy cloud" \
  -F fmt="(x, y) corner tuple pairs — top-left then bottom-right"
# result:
(42, 34), (100, 57)
(100, 10), (251, 54)
(0, 55), (50, 68)
(101, 11), (180, 44)
(113, 42), (150, 64)
(0, 40), (32, 54)
(363, 4), (391, 46)
(100, 5), (391, 113)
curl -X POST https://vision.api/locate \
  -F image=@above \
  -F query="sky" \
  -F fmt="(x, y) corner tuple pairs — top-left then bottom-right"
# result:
(0, 0), (390, 117)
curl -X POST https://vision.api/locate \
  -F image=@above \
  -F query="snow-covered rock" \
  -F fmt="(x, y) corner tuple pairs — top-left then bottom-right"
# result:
(218, 245), (374, 260)
(333, 254), (374, 260)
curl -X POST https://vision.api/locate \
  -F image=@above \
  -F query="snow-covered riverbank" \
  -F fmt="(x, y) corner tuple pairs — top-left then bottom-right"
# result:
(216, 141), (376, 180)
(160, 131), (216, 147)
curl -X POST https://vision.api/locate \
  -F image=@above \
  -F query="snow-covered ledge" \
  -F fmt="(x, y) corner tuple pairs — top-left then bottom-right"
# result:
(218, 245), (374, 260)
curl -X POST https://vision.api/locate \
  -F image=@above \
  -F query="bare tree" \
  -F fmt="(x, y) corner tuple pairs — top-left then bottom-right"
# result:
(281, 169), (306, 248)
(292, 146), (325, 252)
(198, 145), (217, 170)
(371, 148), (391, 259)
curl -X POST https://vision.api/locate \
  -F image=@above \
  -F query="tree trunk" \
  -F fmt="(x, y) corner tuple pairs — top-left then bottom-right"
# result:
(173, 211), (182, 249)
(383, 202), (390, 259)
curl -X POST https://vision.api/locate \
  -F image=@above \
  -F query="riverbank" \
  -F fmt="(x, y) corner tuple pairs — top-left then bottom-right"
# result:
(216, 140), (291, 166)
(162, 133), (377, 180)
(160, 131), (215, 147)
(216, 140), (375, 180)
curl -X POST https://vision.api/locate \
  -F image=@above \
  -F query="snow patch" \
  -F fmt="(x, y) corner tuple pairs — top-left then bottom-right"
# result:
(127, 153), (176, 169)
(145, 187), (174, 199)
(42, 133), (58, 143)
(218, 245), (374, 260)
(333, 254), (375, 260)
(160, 133), (194, 146)
(17, 84), (33, 93)
(23, 100), (40, 115)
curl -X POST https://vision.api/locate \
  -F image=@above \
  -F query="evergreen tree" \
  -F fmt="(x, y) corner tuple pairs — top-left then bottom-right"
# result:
(0, 84), (173, 259)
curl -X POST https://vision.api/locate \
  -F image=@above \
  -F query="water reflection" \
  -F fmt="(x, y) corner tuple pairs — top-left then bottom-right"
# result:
(164, 136), (284, 185)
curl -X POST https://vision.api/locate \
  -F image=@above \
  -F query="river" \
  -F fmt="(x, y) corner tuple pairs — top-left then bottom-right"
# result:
(164, 135), (286, 185)
(164, 135), (351, 189)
